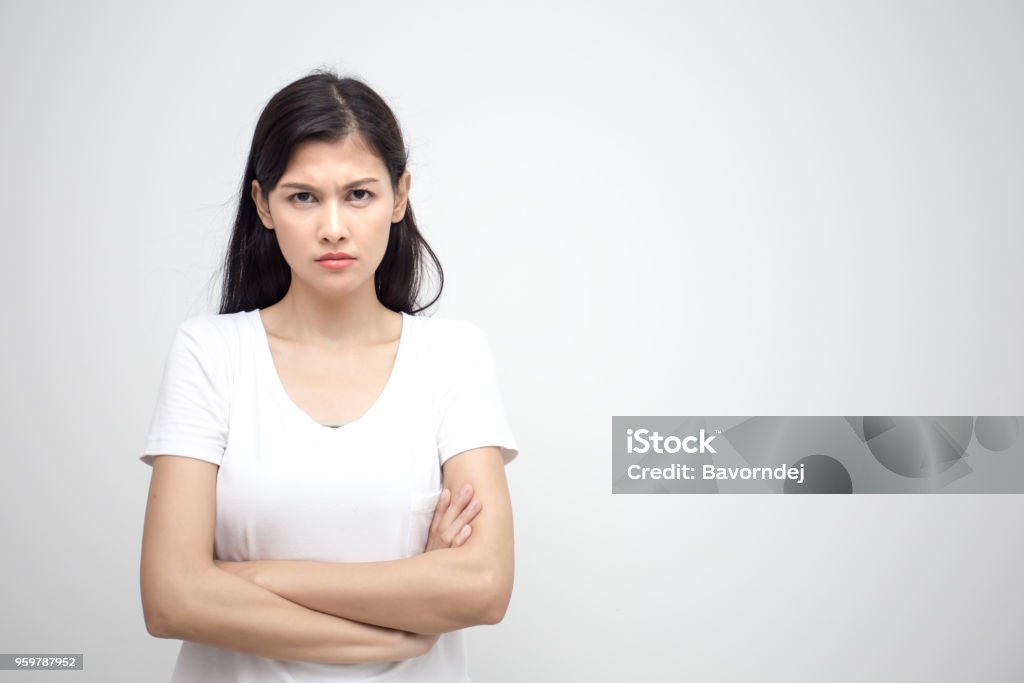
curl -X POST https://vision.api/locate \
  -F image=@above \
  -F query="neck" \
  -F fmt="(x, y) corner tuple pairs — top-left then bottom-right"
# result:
(268, 275), (398, 348)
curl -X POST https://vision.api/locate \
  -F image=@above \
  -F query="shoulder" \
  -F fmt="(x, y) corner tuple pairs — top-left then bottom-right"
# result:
(177, 311), (249, 341)
(172, 311), (250, 364)
(408, 313), (489, 359)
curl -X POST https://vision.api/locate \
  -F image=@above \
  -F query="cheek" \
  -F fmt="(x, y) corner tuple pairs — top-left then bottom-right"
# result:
(368, 202), (395, 226)
(360, 207), (397, 240)
(273, 226), (308, 262)
(273, 207), (312, 236)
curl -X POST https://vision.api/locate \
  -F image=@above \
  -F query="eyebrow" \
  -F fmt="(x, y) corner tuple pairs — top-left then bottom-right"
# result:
(278, 177), (381, 191)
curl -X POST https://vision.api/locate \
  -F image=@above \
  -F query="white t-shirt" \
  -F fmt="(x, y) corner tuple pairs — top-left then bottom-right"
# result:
(140, 308), (519, 683)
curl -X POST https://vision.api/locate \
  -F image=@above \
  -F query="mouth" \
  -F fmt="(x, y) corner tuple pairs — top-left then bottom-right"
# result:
(316, 253), (356, 270)
(316, 252), (356, 261)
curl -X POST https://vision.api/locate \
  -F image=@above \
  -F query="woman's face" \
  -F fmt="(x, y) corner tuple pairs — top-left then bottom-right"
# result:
(251, 134), (410, 300)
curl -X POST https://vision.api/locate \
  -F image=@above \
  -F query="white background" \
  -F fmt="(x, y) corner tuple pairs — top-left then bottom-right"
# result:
(1, 1), (1021, 681)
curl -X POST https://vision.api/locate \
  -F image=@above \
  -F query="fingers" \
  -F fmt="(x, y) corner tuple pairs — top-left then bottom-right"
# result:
(452, 523), (472, 547)
(452, 498), (482, 528)
(437, 484), (483, 547)
(447, 484), (476, 521)
(437, 484), (468, 530)
(442, 500), (482, 546)
(430, 488), (453, 534)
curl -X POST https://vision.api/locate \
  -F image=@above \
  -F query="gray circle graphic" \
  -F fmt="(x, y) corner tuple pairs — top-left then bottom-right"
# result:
(863, 417), (972, 478)
(784, 454), (852, 494)
(974, 416), (1019, 451)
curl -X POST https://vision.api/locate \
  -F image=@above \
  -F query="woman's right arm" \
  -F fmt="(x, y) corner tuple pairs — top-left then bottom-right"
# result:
(140, 454), (435, 665)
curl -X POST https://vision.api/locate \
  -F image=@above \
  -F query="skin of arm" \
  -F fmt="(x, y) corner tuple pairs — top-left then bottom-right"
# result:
(140, 455), (435, 664)
(221, 446), (515, 635)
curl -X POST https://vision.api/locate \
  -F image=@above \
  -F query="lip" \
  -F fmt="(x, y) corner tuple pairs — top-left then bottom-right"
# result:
(316, 251), (355, 261)
(317, 257), (355, 270)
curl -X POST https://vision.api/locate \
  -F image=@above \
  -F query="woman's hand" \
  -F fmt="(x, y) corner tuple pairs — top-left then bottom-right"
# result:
(424, 484), (482, 553)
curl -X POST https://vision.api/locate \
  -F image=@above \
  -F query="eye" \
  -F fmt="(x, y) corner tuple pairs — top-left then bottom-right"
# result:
(290, 191), (315, 204)
(351, 189), (374, 202)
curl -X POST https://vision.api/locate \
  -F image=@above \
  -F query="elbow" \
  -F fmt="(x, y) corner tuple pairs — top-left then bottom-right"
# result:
(474, 566), (513, 626)
(142, 594), (179, 638)
(481, 599), (508, 626)
(144, 610), (173, 639)
(140, 569), (193, 639)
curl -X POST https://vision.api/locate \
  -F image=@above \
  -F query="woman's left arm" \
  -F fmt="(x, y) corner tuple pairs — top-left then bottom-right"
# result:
(224, 446), (514, 635)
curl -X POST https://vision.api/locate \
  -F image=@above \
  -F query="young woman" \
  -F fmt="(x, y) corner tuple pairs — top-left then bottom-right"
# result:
(138, 70), (519, 682)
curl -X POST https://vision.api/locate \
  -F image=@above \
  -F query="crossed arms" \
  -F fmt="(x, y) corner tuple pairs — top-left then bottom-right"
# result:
(139, 446), (513, 665)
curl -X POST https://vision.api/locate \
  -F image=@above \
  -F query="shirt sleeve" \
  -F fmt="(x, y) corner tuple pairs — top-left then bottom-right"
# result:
(140, 317), (230, 467)
(436, 325), (519, 467)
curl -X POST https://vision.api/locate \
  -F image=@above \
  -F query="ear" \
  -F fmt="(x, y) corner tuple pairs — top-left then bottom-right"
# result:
(251, 180), (274, 229)
(391, 170), (411, 224)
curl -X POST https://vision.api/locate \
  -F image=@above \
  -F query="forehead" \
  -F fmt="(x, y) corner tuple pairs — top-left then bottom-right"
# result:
(281, 134), (386, 180)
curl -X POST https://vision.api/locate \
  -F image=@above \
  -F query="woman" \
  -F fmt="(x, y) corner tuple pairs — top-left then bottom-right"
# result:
(138, 69), (519, 682)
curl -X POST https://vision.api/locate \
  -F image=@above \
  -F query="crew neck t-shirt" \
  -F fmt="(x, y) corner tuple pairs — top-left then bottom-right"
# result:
(140, 309), (519, 683)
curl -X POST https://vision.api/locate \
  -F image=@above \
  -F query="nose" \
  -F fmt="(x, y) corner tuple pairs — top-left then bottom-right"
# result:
(318, 199), (349, 242)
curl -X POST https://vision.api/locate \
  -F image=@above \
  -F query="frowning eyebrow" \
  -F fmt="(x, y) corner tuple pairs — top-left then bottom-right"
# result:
(279, 177), (380, 191)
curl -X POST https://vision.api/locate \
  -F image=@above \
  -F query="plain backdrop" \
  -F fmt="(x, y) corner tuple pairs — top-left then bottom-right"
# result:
(1, 1), (1022, 681)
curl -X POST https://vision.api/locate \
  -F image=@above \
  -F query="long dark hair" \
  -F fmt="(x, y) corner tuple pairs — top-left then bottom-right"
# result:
(217, 69), (443, 315)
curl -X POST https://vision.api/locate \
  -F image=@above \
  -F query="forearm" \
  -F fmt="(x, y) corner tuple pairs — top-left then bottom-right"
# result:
(253, 546), (498, 635)
(154, 564), (425, 664)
